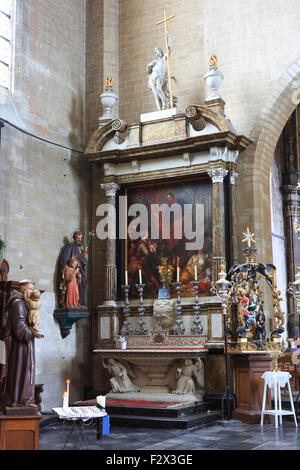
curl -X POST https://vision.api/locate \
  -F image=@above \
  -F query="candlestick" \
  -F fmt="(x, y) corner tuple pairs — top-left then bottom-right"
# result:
(190, 281), (204, 334)
(135, 282), (148, 335)
(177, 267), (180, 282)
(121, 283), (133, 335)
(139, 269), (142, 284)
(194, 265), (198, 281)
(125, 270), (128, 286)
(171, 281), (185, 335)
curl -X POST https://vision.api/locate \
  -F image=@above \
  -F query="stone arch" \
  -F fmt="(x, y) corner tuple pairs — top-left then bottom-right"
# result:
(236, 57), (300, 263)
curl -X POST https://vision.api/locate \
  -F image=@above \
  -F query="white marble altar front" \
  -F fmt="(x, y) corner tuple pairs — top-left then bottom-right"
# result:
(94, 343), (207, 403)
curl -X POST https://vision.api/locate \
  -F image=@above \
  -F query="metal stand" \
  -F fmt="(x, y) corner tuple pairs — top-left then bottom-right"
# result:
(135, 283), (148, 335)
(171, 281), (185, 335)
(62, 419), (90, 450)
(221, 310), (236, 420)
(121, 284), (133, 335)
(190, 281), (203, 335)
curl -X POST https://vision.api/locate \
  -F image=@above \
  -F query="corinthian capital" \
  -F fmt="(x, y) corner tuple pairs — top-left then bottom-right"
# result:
(100, 182), (120, 197)
(230, 171), (239, 185)
(207, 168), (228, 183)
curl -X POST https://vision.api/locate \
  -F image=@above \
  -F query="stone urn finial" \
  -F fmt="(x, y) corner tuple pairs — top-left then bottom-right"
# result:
(98, 77), (118, 125)
(204, 55), (224, 100)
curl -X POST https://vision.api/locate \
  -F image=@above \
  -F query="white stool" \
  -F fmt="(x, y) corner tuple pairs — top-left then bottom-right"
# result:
(261, 371), (298, 428)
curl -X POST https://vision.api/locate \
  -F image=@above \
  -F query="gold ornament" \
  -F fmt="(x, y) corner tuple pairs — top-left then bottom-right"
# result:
(265, 340), (287, 372)
(106, 77), (114, 88)
(242, 227), (256, 248)
(157, 258), (175, 290)
(209, 55), (218, 67)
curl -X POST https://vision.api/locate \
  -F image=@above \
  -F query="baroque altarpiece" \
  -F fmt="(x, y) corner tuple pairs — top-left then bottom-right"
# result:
(84, 83), (252, 404)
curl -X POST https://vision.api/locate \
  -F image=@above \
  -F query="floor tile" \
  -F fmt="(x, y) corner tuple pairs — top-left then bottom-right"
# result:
(38, 419), (300, 450)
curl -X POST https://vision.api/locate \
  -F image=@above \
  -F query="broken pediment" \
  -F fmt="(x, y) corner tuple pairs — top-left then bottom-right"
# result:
(84, 103), (251, 163)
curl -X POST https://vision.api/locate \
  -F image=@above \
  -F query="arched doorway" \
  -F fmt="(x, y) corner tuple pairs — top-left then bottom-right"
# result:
(236, 57), (300, 334)
(271, 107), (300, 338)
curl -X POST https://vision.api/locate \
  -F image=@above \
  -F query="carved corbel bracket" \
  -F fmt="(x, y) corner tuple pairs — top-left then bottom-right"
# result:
(185, 105), (206, 131)
(53, 308), (90, 339)
(112, 119), (128, 144)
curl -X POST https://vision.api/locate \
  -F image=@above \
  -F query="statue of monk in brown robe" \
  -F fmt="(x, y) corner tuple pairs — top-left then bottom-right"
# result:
(4, 280), (41, 408)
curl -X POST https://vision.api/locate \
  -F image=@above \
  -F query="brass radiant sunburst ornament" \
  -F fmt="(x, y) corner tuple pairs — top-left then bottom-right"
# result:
(242, 228), (256, 248)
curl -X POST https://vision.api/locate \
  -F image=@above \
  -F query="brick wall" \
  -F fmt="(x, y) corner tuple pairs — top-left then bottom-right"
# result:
(0, 0), (89, 412)
(85, 0), (119, 142)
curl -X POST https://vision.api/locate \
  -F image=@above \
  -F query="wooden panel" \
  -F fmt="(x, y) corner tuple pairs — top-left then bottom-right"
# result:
(231, 353), (272, 423)
(4, 430), (35, 450)
(236, 368), (250, 410)
(0, 415), (41, 450)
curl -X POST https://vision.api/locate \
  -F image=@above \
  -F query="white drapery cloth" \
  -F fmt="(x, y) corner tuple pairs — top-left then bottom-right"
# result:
(261, 371), (292, 389)
(53, 406), (107, 422)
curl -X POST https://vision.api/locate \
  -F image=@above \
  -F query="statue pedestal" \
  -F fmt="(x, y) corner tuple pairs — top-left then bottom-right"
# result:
(140, 107), (181, 123)
(53, 307), (90, 338)
(230, 352), (272, 423)
(0, 413), (41, 450)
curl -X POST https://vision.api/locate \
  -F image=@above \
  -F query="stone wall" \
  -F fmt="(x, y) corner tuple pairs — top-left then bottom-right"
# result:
(119, 0), (205, 123)
(0, 0), (89, 412)
(85, 0), (119, 141)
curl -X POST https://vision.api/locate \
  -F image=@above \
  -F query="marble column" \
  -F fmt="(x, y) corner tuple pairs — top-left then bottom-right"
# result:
(230, 171), (239, 266)
(282, 184), (298, 314)
(207, 167), (228, 281)
(100, 182), (120, 306)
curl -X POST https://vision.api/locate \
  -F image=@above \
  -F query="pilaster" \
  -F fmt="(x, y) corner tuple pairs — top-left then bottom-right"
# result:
(207, 166), (228, 281)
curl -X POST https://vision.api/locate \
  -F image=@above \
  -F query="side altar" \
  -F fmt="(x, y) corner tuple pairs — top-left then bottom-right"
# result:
(84, 56), (251, 403)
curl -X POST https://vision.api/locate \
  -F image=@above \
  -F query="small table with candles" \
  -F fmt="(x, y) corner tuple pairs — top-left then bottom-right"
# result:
(54, 381), (109, 449)
(52, 406), (109, 449)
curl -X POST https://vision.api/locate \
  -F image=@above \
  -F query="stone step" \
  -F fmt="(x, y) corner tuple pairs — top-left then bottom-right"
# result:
(107, 400), (212, 418)
(108, 410), (219, 430)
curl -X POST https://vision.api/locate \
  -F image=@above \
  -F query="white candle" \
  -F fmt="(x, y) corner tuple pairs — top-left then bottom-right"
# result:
(177, 267), (180, 282)
(139, 269), (142, 284)
(194, 265), (198, 281)
(96, 395), (106, 409)
(125, 270), (128, 285)
(63, 391), (68, 411)
(66, 379), (70, 406)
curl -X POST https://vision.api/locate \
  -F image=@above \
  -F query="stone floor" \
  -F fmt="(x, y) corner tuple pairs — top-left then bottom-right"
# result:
(39, 415), (300, 451)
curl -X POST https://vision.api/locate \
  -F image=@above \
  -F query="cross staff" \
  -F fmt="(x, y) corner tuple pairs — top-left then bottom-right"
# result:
(156, 10), (175, 109)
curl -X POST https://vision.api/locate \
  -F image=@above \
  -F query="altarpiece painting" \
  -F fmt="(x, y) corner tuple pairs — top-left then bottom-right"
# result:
(125, 178), (213, 299)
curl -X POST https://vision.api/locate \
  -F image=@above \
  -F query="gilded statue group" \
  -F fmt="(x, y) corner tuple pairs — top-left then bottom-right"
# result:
(225, 229), (285, 350)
